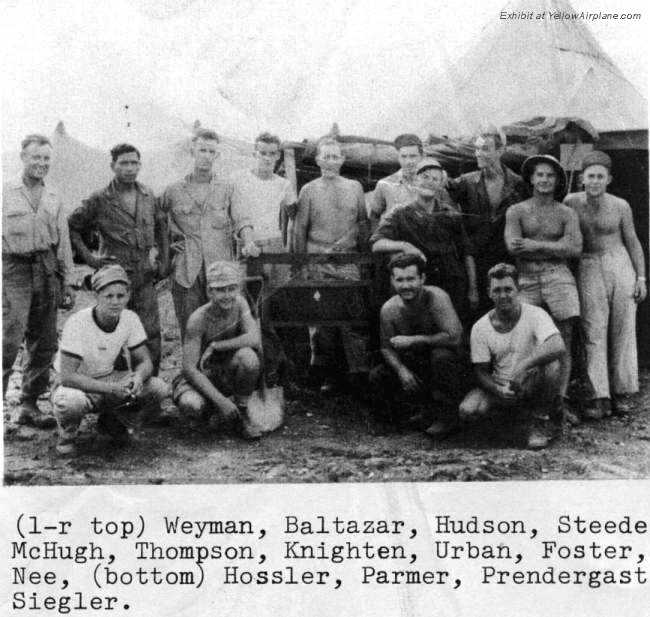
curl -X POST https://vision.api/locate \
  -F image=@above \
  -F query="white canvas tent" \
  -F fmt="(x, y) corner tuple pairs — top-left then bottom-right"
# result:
(371, 0), (647, 139)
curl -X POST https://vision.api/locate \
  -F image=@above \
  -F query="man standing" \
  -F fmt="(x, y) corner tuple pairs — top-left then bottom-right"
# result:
(229, 132), (297, 257)
(159, 129), (259, 339)
(3, 134), (76, 428)
(51, 265), (169, 455)
(173, 261), (262, 439)
(504, 155), (582, 423)
(371, 158), (478, 326)
(370, 134), (423, 230)
(447, 126), (528, 313)
(369, 253), (467, 436)
(459, 263), (566, 450)
(69, 143), (165, 373)
(564, 151), (647, 418)
(293, 137), (370, 390)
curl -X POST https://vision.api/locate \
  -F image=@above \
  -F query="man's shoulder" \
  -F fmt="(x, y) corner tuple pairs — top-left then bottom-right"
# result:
(471, 310), (494, 337)
(458, 170), (482, 185)
(338, 176), (363, 191)
(423, 285), (450, 304)
(380, 294), (403, 317)
(3, 178), (24, 192)
(563, 191), (585, 208)
(377, 170), (402, 186)
(62, 306), (93, 331)
(162, 177), (189, 195)
(520, 302), (554, 324)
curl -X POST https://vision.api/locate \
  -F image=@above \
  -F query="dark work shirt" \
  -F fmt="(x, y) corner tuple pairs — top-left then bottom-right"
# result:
(370, 200), (473, 281)
(69, 179), (163, 268)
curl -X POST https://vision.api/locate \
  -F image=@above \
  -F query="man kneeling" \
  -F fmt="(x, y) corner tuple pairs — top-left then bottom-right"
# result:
(52, 265), (169, 455)
(460, 263), (566, 449)
(369, 253), (467, 436)
(174, 261), (262, 439)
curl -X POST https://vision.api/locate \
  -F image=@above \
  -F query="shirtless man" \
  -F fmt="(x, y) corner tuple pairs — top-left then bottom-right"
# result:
(504, 155), (582, 423)
(564, 151), (647, 418)
(293, 137), (370, 391)
(173, 261), (262, 439)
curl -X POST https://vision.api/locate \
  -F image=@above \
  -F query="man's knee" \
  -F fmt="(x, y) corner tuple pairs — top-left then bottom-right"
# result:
(51, 386), (90, 431)
(539, 361), (562, 398)
(459, 388), (491, 419)
(177, 390), (207, 417)
(143, 377), (170, 402)
(232, 347), (260, 375)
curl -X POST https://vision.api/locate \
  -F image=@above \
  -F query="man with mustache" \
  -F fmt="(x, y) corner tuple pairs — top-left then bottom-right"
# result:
(504, 155), (582, 425)
(3, 133), (76, 429)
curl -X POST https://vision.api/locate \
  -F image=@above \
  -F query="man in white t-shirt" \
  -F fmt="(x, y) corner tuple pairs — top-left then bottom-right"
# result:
(459, 263), (566, 449)
(229, 132), (297, 259)
(51, 265), (169, 455)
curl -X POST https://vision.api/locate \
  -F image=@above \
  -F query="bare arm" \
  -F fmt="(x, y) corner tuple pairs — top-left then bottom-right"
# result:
(182, 313), (233, 412)
(59, 353), (131, 399)
(356, 185), (370, 252)
(504, 204), (524, 255)
(68, 200), (99, 269)
(620, 201), (647, 302)
(204, 300), (261, 355)
(474, 362), (507, 399)
(517, 332), (566, 374)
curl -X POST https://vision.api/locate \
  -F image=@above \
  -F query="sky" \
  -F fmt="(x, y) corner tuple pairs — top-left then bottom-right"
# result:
(1, 0), (647, 150)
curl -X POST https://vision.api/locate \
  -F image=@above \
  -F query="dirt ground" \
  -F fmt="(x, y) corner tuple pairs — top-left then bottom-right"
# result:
(4, 286), (650, 485)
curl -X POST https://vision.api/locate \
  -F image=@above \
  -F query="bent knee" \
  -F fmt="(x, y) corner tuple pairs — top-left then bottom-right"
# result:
(51, 386), (89, 424)
(177, 390), (207, 416)
(233, 347), (260, 372)
(459, 388), (491, 418)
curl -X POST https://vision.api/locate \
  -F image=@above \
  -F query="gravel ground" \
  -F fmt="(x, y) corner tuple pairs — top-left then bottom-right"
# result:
(4, 287), (650, 485)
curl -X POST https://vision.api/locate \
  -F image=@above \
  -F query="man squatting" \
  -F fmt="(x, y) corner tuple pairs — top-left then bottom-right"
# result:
(2, 128), (646, 454)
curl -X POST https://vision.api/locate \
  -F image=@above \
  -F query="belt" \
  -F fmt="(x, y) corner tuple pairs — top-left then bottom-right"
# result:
(518, 259), (565, 274)
(3, 249), (51, 263)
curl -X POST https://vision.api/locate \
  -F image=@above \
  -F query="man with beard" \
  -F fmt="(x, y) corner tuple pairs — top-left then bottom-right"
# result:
(371, 158), (478, 326)
(292, 137), (370, 391)
(447, 127), (527, 314)
(173, 261), (263, 440)
(504, 155), (582, 424)
(159, 129), (259, 340)
(564, 151), (646, 419)
(69, 143), (165, 373)
(369, 253), (466, 436)
(3, 134), (76, 428)
(459, 263), (566, 449)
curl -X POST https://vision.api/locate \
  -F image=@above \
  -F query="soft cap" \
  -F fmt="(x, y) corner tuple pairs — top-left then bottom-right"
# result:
(91, 264), (130, 292)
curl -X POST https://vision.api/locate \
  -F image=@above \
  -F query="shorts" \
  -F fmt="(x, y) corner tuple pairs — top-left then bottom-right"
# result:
(518, 262), (579, 321)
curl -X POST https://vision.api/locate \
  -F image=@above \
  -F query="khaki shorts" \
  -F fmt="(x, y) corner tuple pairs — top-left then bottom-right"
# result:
(518, 262), (579, 321)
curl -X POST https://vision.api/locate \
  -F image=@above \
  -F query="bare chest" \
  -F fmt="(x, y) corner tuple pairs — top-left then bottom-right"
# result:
(579, 205), (621, 236)
(120, 190), (138, 217)
(484, 176), (504, 209)
(520, 208), (565, 240)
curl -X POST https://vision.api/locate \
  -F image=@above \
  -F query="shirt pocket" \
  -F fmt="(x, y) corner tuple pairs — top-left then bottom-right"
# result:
(210, 208), (230, 231)
(3, 209), (33, 252)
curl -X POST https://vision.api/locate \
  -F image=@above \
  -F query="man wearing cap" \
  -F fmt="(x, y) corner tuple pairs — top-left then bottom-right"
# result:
(3, 134), (76, 429)
(173, 261), (262, 439)
(447, 126), (528, 314)
(293, 137), (370, 391)
(564, 151), (647, 419)
(51, 265), (169, 455)
(371, 157), (478, 326)
(159, 129), (259, 340)
(69, 143), (165, 373)
(504, 154), (582, 422)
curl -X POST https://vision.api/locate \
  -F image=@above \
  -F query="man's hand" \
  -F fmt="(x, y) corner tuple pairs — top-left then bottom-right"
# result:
(128, 373), (144, 397)
(509, 238), (538, 254)
(60, 285), (76, 309)
(241, 240), (261, 258)
(88, 254), (118, 269)
(390, 335), (416, 351)
(282, 202), (298, 219)
(218, 398), (239, 421)
(402, 243), (427, 262)
(397, 366), (420, 393)
(634, 278), (647, 303)
(110, 378), (136, 401)
(170, 240), (185, 255)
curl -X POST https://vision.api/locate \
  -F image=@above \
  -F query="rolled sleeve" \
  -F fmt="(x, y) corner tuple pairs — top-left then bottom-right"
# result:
(370, 210), (399, 245)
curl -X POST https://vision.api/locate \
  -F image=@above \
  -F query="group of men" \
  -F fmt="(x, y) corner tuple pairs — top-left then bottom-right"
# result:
(2, 126), (646, 455)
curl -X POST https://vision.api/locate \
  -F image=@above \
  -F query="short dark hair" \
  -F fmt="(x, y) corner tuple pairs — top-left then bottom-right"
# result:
(388, 252), (426, 276)
(487, 262), (519, 290)
(21, 134), (51, 151)
(110, 143), (141, 163)
(193, 128), (220, 143)
(255, 132), (281, 148)
(475, 125), (506, 149)
(394, 133), (423, 154)
(316, 137), (342, 156)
